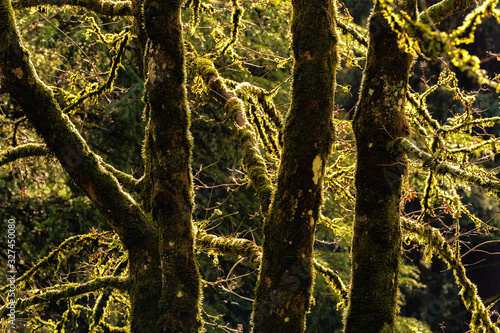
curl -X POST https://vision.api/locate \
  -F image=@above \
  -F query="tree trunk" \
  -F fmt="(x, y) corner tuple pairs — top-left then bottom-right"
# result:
(140, 0), (202, 331)
(251, 0), (338, 332)
(343, 0), (417, 332)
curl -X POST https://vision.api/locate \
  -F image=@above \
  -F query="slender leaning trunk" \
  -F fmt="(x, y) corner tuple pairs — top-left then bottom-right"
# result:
(251, 0), (338, 332)
(344, 0), (417, 332)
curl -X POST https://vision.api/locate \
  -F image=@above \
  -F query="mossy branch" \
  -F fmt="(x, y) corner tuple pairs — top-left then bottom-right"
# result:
(314, 260), (349, 309)
(231, 81), (283, 134)
(102, 162), (140, 193)
(418, 0), (472, 25)
(0, 232), (114, 294)
(190, 57), (274, 214)
(337, 20), (368, 47)
(220, 0), (244, 55)
(11, 0), (132, 16)
(98, 322), (130, 333)
(402, 218), (500, 333)
(0, 143), (50, 167)
(407, 90), (440, 132)
(196, 229), (262, 265)
(441, 116), (500, 134)
(0, 0), (152, 249)
(63, 31), (130, 114)
(195, 230), (348, 301)
(9, 116), (27, 146)
(393, 138), (500, 200)
(0, 276), (128, 318)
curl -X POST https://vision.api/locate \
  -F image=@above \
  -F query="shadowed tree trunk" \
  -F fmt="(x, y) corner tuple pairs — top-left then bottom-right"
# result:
(343, 0), (417, 332)
(139, 0), (202, 331)
(251, 0), (338, 332)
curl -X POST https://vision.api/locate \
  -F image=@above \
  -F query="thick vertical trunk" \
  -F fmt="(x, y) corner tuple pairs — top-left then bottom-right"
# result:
(251, 0), (338, 332)
(140, 0), (202, 332)
(344, 1), (416, 332)
(128, 242), (163, 331)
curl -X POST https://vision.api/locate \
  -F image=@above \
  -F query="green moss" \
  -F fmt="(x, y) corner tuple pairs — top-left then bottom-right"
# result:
(344, 0), (416, 332)
(402, 218), (500, 333)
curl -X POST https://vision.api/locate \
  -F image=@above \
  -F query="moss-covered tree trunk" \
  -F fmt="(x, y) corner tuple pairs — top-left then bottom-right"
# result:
(343, 0), (416, 332)
(251, 0), (338, 332)
(139, 0), (202, 331)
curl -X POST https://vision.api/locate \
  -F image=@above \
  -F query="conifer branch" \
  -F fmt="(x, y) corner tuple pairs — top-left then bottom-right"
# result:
(402, 218), (500, 333)
(11, 0), (131, 16)
(0, 143), (50, 167)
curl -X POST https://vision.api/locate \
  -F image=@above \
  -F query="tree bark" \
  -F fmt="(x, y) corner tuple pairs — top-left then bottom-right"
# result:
(251, 0), (338, 332)
(343, 0), (417, 332)
(139, 0), (202, 331)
